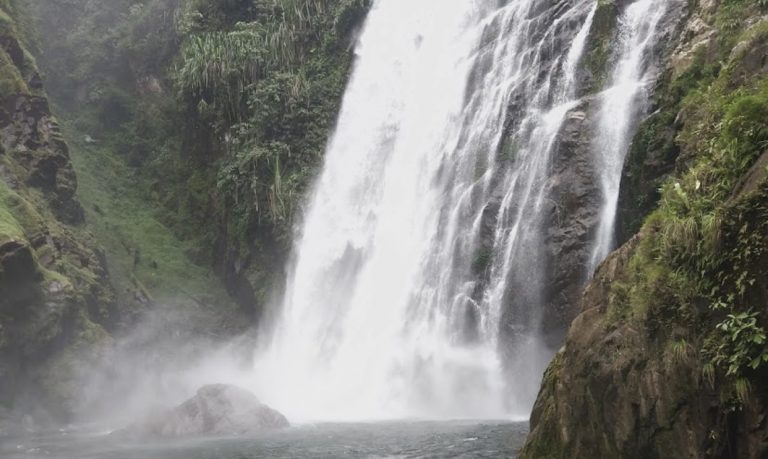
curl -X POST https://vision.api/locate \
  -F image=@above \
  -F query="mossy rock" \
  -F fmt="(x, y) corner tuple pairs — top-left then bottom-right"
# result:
(0, 47), (27, 96)
(582, 0), (620, 92)
(0, 7), (15, 35)
(0, 193), (24, 244)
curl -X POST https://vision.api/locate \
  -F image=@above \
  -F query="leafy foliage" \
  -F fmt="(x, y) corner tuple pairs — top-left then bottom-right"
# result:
(173, 0), (369, 246)
(605, 4), (768, 409)
(174, 27), (267, 122)
(713, 311), (768, 377)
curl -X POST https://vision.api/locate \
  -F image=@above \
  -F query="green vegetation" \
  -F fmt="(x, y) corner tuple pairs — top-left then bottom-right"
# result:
(66, 124), (238, 313)
(604, 4), (768, 408)
(173, 0), (369, 241)
(0, 182), (27, 244)
(713, 311), (768, 376)
(174, 29), (267, 122)
(0, 48), (27, 96)
(19, 0), (371, 321)
(583, 0), (618, 91)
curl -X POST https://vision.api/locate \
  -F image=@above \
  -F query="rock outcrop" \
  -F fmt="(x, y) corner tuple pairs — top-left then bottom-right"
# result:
(0, 2), (117, 419)
(0, 95), (83, 224)
(121, 384), (289, 437)
(522, 1), (768, 457)
(490, 0), (686, 348)
(538, 102), (601, 345)
(522, 205), (768, 457)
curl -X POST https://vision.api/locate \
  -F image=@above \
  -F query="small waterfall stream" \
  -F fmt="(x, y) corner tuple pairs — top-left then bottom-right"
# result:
(589, 0), (669, 270)
(251, 0), (671, 422)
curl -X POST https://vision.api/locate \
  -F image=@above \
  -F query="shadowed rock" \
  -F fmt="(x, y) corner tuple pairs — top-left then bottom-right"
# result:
(121, 384), (289, 437)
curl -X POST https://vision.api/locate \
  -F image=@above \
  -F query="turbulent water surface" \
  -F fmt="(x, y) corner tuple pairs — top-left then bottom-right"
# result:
(0, 422), (527, 459)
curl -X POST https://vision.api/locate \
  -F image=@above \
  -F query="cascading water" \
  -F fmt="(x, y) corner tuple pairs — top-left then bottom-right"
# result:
(250, 0), (668, 422)
(589, 0), (669, 270)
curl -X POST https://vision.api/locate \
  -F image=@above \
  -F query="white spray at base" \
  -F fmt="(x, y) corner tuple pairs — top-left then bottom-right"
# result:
(246, 0), (667, 422)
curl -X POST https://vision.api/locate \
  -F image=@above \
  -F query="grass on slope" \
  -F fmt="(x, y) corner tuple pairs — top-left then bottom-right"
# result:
(65, 125), (240, 323)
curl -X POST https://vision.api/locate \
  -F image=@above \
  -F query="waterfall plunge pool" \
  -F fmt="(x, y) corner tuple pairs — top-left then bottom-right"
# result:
(1, 421), (527, 458)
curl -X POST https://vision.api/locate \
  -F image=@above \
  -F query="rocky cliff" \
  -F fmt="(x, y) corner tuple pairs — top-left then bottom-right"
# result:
(0, 0), (251, 426)
(522, 0), (768, 457)
(0, 0), (118, 419)
(1, 0), (374, 426)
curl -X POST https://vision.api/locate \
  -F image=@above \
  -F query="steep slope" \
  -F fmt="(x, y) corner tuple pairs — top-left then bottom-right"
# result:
(522, 0), (768, 457)
(0, 0), (246, 426)
(0, 0), (117, 419)
(29, 0), (370, 322)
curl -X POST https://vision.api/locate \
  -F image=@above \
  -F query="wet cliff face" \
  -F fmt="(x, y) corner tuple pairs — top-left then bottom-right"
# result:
(0, 2), (118, 421)
(493, 0), (684, 347)
(522, 0), (768, 457)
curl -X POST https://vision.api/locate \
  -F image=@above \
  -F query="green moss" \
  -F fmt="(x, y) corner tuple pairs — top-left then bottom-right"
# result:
(40, 266), (71, 286)
(0, 6), (15, 34)
(582, 0), (618, 91)
(472, 246), (493, 274)
(0, 172), (48, 232)
(519, 353), (567, 458)
(0, 175), (51, 245)
(0, 47), (28, 96)
(65, 125), (237, 311)
(0, 183), (25, 243)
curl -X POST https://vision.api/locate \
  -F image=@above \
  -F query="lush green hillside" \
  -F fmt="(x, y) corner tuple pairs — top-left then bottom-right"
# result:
(0, 0), (368, 425)
(30, 0), (369, 319)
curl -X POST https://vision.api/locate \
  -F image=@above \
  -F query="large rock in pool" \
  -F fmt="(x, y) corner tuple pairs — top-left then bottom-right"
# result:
(122, 384), (289, 437)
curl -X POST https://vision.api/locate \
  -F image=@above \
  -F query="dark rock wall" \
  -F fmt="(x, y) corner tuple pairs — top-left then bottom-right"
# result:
(492, 0), (685, 346)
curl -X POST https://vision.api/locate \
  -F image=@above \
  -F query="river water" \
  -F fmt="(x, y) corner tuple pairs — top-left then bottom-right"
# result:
(0, 421), (526, 458)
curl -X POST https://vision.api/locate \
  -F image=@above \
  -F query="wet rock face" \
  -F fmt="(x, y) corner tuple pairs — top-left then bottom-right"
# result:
(520, 235), (720, 458)
(122, 385), (289, 437)
(0, 240), (42, 316)
(614, 0), (689, 246)
(539, 103), (601, 345)
(522, 3), (768, 455)
(0, 95), (83, 225)
(521, 228), (768, 459)
(493, 0), (687, 349)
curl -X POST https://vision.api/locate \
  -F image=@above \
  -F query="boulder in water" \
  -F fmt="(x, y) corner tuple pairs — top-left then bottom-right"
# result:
(121, 384), (289, 437)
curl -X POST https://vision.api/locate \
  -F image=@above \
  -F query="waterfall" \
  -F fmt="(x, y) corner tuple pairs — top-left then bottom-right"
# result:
(589, 0), (669, 270)
(250, 0), (666, 422)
